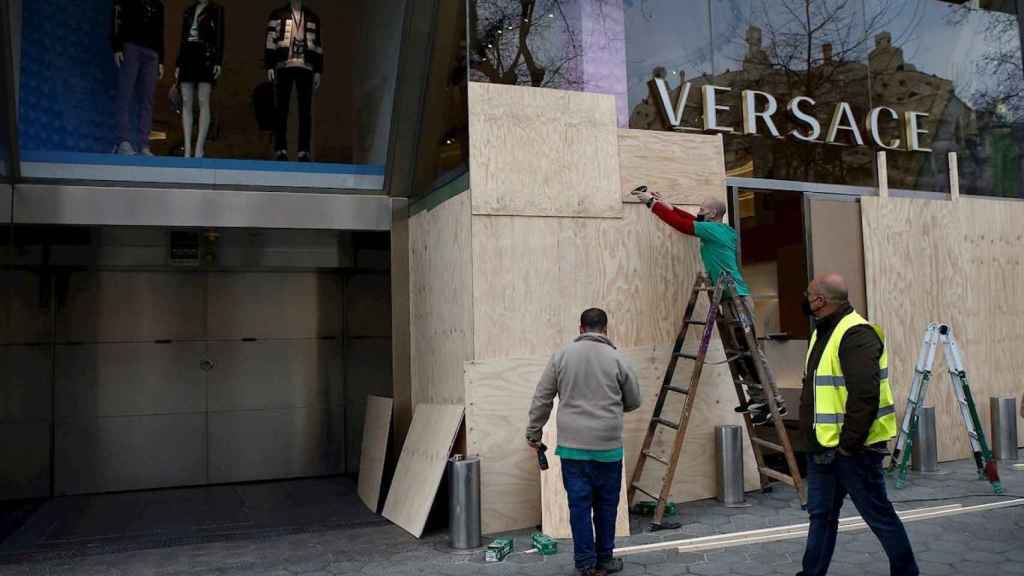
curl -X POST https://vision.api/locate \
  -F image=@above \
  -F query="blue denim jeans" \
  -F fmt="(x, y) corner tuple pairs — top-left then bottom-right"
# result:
(800, 450), (919, 576)
(560, 458), (621, 571)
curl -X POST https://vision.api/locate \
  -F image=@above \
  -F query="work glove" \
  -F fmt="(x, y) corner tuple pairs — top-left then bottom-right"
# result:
(631, 185), (655, 207)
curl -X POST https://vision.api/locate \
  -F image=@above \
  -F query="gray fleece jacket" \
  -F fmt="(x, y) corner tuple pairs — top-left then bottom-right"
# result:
(526, 333), (642, 451)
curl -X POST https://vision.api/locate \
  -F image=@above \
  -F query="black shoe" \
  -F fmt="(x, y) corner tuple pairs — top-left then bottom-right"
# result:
(597, 558), (623, 574)
(751, 410), (774, 426)
(737, 401), (768, 414)
(274, 150), (288, 161)
(297, 151), (312, 162)
(775, 404), (789, 417)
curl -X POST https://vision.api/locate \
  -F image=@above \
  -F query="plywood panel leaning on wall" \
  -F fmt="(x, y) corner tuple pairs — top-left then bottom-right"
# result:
(861, 196), (1024, 461)
(619, 130), (726, 207)
(358, 396), (393, 513)
(408, 193), (474, 406)
(382, 403), (464, 538)
(467, 82), (623, 218)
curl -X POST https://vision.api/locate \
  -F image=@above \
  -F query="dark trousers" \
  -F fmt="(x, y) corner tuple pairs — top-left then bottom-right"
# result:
(800, 450), (919, 576)
(115, 43), (159, 149)
(561, 459), (621, 571)
(274, 67), (314, 154)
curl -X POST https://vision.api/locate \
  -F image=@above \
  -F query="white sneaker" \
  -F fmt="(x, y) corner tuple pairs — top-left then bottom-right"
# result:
(115, 141), (137, 155)
(195, 148), (204, 158)
(140, 147), (154, 156)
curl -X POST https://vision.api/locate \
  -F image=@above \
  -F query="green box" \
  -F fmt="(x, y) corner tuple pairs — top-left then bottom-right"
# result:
(486, 537), (513, 562)
(531, 532), (558, 555)
(632, 500), (677, 516)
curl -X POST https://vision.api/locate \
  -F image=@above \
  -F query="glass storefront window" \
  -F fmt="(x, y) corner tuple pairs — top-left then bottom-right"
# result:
(16, 0), (402, 189)
(866, 0), (1024, 197)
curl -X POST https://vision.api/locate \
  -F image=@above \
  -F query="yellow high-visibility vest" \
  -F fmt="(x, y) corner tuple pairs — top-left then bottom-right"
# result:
(806, 310), (897, 448)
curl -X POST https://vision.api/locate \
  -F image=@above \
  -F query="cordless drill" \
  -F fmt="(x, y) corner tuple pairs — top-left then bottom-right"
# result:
(537, 442), (549, 471)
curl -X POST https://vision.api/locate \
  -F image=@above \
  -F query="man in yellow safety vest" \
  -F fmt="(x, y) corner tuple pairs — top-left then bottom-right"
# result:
(797, 273), (918, 576)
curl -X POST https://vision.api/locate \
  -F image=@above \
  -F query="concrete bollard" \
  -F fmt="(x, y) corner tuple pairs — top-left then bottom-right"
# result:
(716, 425), (745, 507)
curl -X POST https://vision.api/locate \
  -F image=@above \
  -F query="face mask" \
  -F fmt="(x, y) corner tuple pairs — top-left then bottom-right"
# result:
(801, 296), (816, 317)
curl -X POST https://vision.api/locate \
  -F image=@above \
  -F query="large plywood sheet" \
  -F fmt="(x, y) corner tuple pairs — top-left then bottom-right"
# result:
(468, 82), (623, 218)
(862, 197), (1024, 460)
(619, 130), (726, 206)
(541, 403), (630, 539)
(809, 198), (867, 313)
(466, 344), (759, 534)
(382, 403), (464, 537)
(358, 396), (393, 513)
(409, 193), (474, 406)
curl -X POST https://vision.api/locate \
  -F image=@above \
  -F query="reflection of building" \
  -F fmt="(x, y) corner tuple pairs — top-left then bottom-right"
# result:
(628, 28), (1004, 194)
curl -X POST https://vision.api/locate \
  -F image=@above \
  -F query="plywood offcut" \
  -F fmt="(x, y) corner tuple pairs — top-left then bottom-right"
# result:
(357, 396), (393, 513)
(862, 197), (1024, 460)
(382, 403), (464, 537)
(540, 402), (630, 540)
(468, 82), (623, 218)
(618, 130), (727, 206)
(466, 344), (759, 534)
(409, 192), (474, 405)
(809, 198), (867, 313)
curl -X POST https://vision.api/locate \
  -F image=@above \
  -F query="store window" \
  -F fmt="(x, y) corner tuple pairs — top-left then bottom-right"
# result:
(866, 0), (1024, 198)
(16, 0), (402, 189)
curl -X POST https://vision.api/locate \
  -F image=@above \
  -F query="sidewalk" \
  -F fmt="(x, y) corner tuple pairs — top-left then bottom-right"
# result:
(1, 458), (1021, 575)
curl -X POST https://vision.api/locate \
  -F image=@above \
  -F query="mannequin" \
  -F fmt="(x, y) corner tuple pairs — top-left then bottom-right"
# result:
(175, 0), (225, 158)
(265, 0), (323, 161)
(112, 0), (165, 156)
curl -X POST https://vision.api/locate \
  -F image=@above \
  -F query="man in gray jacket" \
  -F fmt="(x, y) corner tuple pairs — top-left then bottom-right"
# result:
(526, 308), (642, 576)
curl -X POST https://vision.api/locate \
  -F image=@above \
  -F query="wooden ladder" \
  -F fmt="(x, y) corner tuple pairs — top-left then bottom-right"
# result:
(627, 274), (805, 530)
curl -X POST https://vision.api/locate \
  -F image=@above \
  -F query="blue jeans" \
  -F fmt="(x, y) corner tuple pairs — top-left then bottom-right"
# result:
(115, 43), (159, 150)
(560, 459), (621, 571)
(800, 450), (919, 576)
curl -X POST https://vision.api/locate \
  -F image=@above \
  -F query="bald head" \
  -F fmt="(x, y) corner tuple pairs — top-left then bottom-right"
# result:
(806, 273), (850, 318)
(699, 199), (727, 222)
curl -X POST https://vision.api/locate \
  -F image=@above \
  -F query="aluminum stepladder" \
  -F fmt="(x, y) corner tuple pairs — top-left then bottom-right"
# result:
(888, 323), (1003, 493)
(627, 273), (805, 530)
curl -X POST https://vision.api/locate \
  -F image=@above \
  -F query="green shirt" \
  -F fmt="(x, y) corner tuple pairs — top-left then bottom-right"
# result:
(693, 222), (750, 297)
(555, 445), (624, 462)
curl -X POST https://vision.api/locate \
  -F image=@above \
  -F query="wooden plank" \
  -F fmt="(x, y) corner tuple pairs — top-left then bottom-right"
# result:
(409, 193), (473, 405)
(468, 82), (623, 218)
(382, 403), (465, 537)
(861, 196), (1024, 461)
(540, 402), (630, 539)
(618, 130), (726, 206)
(390, 214), (413, 447)
(465, 344), (760, 534)
(357, 396), (393, 513)
(808, 198), (867, 313)
(876, 151), (889, 198)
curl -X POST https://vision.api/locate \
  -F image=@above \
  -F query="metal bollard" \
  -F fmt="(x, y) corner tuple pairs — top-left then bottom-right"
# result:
(715, 425), (746, 507)
(991, 396), (1019, 461)
(911, 407), (939, 473)
(448, 455), (482, 549)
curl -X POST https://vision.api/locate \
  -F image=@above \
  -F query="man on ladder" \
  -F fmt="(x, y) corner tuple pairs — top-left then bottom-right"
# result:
(797, 273), (918, 576)
(632, 186), (785, 424)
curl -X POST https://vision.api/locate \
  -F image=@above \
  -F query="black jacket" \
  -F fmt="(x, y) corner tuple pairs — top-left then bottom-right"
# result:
(800, 304), (884, 454)
(177, 2), (226, 67)
(264, 5), (323, 74)
(112, 0), (165, 63)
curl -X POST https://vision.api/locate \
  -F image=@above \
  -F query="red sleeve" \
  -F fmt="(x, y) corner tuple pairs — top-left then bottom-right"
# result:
(651, 202), (696, 236)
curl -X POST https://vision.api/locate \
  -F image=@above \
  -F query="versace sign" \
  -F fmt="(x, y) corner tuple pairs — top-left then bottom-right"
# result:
(651, 77), (932, 153)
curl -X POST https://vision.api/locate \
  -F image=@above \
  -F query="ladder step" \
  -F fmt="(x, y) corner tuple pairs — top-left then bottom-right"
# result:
(654, 417), (680, 430)
(686, 320), (708, 326)
(642, 450), (670, 466)
(631, 483), (661, 501)
(664, 385), (689, 395)
(750, 437), (785, 453)
(676, 352), (699, 360)
(758, 466), (797, 487)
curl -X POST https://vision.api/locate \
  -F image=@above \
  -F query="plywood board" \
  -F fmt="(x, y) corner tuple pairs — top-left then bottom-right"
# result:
(382, 403), (464, 537)
(357, 396), (393, 513)
(862, 197), (1024, 460)
(468, 82), (623, 218)
(619, 130), (726, 206)
(409, 192), (474, 405)
(809, 198), (867, 313)
(390, 214), (413, 448)
(466, 344), (759, 534)
(541, 402), (630, 539)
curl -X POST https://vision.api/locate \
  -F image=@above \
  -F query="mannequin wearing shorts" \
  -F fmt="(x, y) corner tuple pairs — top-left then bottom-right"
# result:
(176, 0), (225, 158)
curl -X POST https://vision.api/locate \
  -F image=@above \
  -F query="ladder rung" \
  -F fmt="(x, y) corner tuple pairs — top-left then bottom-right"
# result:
(686, 320), (708, 326)
(631, 483), (660, 500)
(750, 437), (785, 453)
(642, 450), (670, 466)
(676, 352), (699, 360)
(759, 466), (797, 487)
(664, 385), (689, 395)
(654, 417), (680, 430)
